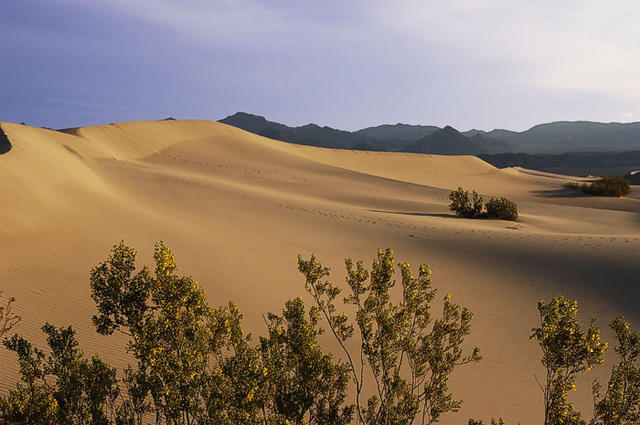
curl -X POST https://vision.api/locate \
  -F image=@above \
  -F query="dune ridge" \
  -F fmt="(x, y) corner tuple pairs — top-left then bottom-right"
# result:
(1, 119), (639, 423)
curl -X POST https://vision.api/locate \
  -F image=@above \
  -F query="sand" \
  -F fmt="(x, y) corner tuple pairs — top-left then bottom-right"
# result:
(1, 119), (639, 423)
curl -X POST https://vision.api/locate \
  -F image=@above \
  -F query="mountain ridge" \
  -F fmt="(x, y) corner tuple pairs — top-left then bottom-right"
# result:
(220, 112), (519, 154)
(220, 112), (640, 154)
(401, 126), (517, 155)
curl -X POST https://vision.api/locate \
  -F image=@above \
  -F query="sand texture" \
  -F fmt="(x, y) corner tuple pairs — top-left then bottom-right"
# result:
(1, 119), (639, 423)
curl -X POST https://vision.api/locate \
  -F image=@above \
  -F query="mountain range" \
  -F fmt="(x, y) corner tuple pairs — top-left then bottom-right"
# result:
(219, 112), (515, 154)
(219, 112), (371, 149)
(220, 112), (640, 155)
(464, 121), (640, 152)
(400, 126), (517, 155)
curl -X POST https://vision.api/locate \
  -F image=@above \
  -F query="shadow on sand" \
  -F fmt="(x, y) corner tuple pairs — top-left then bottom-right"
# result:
(530, 188), (590, 199)
(0, 126), (11, 155)
(369, 209), (458, 219)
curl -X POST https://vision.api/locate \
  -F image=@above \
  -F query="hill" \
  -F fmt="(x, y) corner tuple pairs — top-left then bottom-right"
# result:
(480, 151), (640, 177)
(220, 113), (517, 153)
(478, 121), (640, 152)
(222, 113), (640, 154)
(219, 112), (376, 149)
(355, 123), (439, 141)
(401, 125), (517, 155)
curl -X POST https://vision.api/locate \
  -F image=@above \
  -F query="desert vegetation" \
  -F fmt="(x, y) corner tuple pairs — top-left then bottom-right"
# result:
(530, 296), (607, 425)
(0, 291), (20, 343)
(0, 243), (479, 425)
(1, 243), (639, 424)
(470, 296), (639, 425)
(566, 176), (632, 197)
(298, 249), (481, 425)
(448, 187), (484, 218)
(484, 197), (519, 221)
(449, 187), (518, 221)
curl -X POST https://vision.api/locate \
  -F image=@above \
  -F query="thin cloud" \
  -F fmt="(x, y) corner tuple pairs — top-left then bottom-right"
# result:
(3, 0), (640, 130)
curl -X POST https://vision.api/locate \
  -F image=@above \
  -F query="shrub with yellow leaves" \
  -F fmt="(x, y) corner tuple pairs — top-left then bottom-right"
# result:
(88, 241), (354, 425)
(298, 248), (481, 425)
(592, 316), (640, 425)
(531, 295), (607, 425)
(91, 241), (215, 423)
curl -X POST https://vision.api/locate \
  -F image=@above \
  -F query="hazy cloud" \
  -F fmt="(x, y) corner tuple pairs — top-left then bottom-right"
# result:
(2, 0), (639, 130)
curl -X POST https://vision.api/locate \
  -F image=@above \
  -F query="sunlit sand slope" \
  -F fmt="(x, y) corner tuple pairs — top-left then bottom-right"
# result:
(1, 120), (639, 424)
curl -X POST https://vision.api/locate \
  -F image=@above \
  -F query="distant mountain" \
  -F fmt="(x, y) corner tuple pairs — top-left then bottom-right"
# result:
(468, 133), (518, 153)
(356, 123), (439, 141)
(402, 126), (476, 155)
(481, 121), (640, 151)
(220, 113), (516, 154)
(351, 142), (387, 152)
(401, 126), (517, 155)
(461, 129), (487, 137)
(219, 112), (375, 149)
(479, 151), (640, 177)
(220, 113), (640, 154)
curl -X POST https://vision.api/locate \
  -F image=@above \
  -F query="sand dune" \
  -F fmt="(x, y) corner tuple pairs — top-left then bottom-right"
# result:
(1, 119), (639, 423)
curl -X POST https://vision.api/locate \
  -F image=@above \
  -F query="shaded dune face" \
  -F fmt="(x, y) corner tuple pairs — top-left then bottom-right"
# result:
(0, 125), (11, 154)
(1, 119), (639, 424)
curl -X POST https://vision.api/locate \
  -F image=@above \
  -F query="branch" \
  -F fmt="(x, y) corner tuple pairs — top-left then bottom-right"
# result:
(307, 281), (365, 424)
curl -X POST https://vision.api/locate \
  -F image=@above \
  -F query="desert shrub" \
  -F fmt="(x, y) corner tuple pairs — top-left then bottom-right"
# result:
(485, 197), (518, 221)
(89, 241), (352, 425)
(566, 176), (631, 197)
(565, 182), (582, 191)
(298, 248), (481, 425)
(449, 187), (484, 218)
(2, 243), (480, 425)
(0, 384), (58, 425)
(90, 241), (217, 423)
(531, 296), (607, 425)
(592, 316), (640, 425)
(260, 297), (354, 425)
(0, 324), (119, 425)
(0, 290), (21, 340)
(449, 188), (519, 221)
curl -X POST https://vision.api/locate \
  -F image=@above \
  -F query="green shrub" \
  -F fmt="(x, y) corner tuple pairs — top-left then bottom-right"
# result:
(531, 296), (607, 425)
(299, 248), (481, 425)
(592, 316), (640, 425)
(485, 197), (518, 221)
(449, 187), (484, 218)
(566, 176), (631, 197)
(2, 242), (355, 425)
(89, 241), (355, 424)
(0, 324), (119, 425)
(2, 244), (481, 425)
(449, 188), (519, 221)
(565, 182), (581, 191)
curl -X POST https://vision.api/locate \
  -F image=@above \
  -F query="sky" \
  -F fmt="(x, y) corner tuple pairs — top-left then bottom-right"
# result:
(1, 0), (639, 131)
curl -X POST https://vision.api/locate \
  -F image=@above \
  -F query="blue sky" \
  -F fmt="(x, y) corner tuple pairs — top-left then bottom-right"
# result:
(1, 0), (639, 131)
